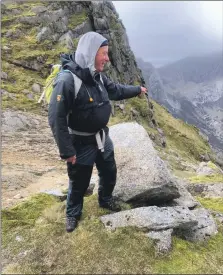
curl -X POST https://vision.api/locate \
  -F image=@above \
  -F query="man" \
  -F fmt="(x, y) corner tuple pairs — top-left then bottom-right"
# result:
(48, 31), (147, 233)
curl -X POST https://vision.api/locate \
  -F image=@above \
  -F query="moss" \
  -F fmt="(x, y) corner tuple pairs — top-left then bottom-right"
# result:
(189, 174), (223, 183)
(196, 197), (223, 213)
(2, 194), (59, 231)
(1, 61), (44, 92)
(73, 37), (79, 50)
(68, 12), (87, 29)
(207, 161), (220, 171)
(128, 96), (150, 118)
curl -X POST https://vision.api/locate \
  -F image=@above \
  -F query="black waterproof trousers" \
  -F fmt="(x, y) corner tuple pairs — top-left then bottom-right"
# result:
(66, 134), (117, 218)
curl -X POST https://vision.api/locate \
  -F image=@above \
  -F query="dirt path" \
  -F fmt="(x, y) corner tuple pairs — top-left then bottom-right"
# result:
(1, 110), (69, 208)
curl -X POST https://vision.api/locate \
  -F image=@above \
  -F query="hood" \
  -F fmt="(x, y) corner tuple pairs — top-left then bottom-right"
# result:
(75, 32), (107, 73)
(59, 53), (99, 85)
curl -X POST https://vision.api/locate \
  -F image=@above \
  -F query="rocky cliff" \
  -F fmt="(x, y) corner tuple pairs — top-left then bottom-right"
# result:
(1, 1), (144, 112)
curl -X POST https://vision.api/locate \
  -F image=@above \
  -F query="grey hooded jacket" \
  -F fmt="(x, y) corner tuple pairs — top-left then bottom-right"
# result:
(48, 32), (141, 160)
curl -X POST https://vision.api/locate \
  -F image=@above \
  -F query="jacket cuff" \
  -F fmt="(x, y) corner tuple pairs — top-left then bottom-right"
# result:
(60, 151), (76, 160)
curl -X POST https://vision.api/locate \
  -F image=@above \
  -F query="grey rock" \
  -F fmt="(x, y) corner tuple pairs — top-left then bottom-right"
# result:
(146, 229), (173, 256)
(31, 6), (47, 14)
(22, 89), (30, 94)
(13, 194), (23, 199)
(2, 111), (32, 132)
(72, 20), (93, 38)
(36, 27), (52, 42)
(100, 206), (198, 231)
(196, 161), (222, 175)
(10, 9), (21, 15)
(1, 72), (8, 79)
(59, 31), (74, 50)
(32, 83), (41, 94)
(188, 183), (223, 198)
(27, 93), (34, 100)
(36, 56), (45, 63)
(175, 208), (218, 242)
(2, 46), (11, 51)
(157, 128), (164, 136)
(14, 60), (44, 71)
(41, 189), (67, 201)
(212, 212), (223, 224)
(15, 236), (23, 242)
(19, 15), (40, 25)
(50, 20), (67, 34)
(94, 17), (109, 30)
(109, 123), (180, 205)
(168, 178), (199, 209)
(5, 30), (13, 38)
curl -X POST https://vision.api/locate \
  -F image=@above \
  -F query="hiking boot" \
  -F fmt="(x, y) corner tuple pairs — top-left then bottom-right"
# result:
(66, 217), (78, 233)
(99, 198), (121, 212)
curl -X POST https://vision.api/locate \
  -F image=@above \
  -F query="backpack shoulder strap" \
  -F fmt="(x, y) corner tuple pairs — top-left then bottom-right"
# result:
(63, 69), (82, 99)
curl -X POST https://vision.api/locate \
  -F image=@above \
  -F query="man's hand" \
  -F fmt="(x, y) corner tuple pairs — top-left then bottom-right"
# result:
(66, 155), (76, 165)
(138, 86), (148, 98)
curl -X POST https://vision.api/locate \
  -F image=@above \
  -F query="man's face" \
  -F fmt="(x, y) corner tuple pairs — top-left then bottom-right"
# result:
(95, 46), (109, 72)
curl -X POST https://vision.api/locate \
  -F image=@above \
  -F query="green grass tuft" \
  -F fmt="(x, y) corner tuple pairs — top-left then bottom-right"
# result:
(196, 197), (223, 213)
(68, 12), (88, 29)
(189, 174), (223, 183)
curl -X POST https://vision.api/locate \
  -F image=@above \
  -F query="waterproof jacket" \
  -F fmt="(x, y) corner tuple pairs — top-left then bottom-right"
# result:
(48, 32), (141, 160)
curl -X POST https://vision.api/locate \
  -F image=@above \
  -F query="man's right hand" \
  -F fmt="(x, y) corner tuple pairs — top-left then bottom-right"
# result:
(66, 155), (76, 164)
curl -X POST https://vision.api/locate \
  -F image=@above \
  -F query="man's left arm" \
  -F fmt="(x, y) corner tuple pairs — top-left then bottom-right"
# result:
(102, 75), (147, 100)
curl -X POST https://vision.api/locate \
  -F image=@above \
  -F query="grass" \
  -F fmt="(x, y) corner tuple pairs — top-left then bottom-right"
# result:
(2, 194), (223, 274)
(68, 11), (88, 29)
(189, 174), (223, 183)
(152, 100), (212, 162)
(196, 197), (223, 213)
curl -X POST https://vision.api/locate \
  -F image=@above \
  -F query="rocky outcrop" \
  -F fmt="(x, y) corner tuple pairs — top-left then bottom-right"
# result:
(2, 1), (144, 85)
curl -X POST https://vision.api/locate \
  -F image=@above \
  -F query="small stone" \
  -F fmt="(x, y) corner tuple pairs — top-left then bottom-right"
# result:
(32, 83), (41, 94)
(3, 46), (11, 51)
(1, 71), (8, 79)
(146, 229), (173, 256)
(41, 189), (67, 201)
(27, 93), (34, 100)
(13, 194), (23, 199)
(16, 236), (23, 242)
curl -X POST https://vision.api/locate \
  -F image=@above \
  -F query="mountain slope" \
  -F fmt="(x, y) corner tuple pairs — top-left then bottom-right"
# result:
(137, 52), (223, 155)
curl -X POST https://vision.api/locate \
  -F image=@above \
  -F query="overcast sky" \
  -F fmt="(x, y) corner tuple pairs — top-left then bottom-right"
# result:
(113, 1), (223, 67)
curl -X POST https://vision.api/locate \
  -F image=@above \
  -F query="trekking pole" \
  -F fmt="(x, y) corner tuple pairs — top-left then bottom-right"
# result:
(38, 89), (45, 103)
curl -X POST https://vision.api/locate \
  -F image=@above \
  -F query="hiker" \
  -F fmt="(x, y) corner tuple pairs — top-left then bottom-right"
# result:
(48, 31), (147, 232)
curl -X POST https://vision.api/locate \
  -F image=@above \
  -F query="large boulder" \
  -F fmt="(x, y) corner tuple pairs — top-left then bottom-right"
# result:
(109, 122), (180, 205)
(100, 206), (198, 231)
